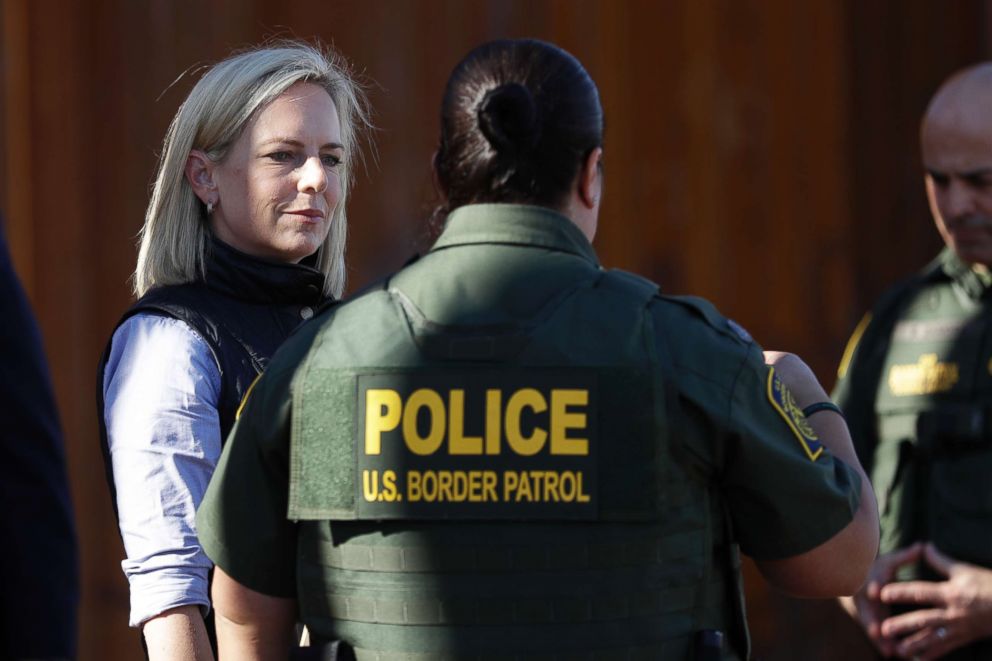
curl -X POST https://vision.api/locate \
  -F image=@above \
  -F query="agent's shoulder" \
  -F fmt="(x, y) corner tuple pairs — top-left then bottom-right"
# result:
(654, 294), (755, 348)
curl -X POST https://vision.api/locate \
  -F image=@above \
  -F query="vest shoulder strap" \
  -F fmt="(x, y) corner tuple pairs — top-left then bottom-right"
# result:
(659, 294), (754, 347)
(595, 268), (660, 305)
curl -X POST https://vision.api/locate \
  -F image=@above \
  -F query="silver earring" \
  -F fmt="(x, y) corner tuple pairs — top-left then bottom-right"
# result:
(206, 201), (215, 215)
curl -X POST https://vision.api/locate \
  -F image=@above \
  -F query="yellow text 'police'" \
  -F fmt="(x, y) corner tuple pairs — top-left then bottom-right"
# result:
(364, 387), (590, 457)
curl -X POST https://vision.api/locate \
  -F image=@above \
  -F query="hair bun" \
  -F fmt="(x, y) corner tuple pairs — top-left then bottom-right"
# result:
(477, 83), (539, 154)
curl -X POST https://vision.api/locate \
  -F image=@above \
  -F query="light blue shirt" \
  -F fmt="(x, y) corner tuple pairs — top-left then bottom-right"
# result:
(103, 313), (222, 627)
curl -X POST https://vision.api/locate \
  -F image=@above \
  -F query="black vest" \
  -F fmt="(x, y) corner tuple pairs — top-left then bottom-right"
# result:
(98, 237), (329, 508)
(96, 238), (328, 655)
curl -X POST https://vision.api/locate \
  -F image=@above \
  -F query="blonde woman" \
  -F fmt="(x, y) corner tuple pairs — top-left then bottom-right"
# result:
(98, 42), (369, 660)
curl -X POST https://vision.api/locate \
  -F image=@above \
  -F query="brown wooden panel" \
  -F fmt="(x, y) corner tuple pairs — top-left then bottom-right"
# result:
(0, 0), (6, 218)
(846, 0), (989, 321)
(2, 0), (31, 285)
(1, 1), (989, 658)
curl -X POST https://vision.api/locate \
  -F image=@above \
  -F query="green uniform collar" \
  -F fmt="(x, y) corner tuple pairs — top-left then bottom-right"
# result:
(938, 247), (992, 299)
(433, 204), (600, 266)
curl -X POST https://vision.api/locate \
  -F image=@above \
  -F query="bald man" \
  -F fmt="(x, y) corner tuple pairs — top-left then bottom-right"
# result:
(834, 63), (992, 661)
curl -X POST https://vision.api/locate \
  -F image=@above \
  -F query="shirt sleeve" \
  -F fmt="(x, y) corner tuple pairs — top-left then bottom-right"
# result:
(720, 343), (862, 560)
(103, 314), (222, 627)
(657, 300), (861, 562)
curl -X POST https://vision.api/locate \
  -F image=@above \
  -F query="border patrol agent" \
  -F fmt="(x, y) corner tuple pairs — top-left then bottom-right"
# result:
(198, 39), (878, 661)
(835, 63), (992, 660)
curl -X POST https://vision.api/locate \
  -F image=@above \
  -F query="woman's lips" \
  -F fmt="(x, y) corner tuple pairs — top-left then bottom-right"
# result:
(283, 208), (325, 221)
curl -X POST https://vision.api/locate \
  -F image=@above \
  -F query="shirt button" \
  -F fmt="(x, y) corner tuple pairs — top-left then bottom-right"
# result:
(300, 307), (314, 320)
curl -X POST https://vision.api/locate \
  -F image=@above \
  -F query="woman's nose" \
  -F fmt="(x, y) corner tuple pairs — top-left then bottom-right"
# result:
(298, 156), (327, 194)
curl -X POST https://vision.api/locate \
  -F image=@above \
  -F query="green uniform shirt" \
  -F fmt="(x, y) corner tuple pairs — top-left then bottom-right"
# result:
(833, 249), (992, 661)
(198, 204), (860, 637)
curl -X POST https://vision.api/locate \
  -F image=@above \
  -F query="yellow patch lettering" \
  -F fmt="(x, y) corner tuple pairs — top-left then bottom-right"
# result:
(485, 389), (502, 455)
(365, 389), (401, 455)
(362, 470), (379, 502)
(505, 389), (547, 455)
(420, 471), (437, 501)
(560, 471), (591, 503)
(381, 470), (400, 502)
(888, 354), (959, 396)
(407, 470), (423, 502)
(403, 389), (446, 455)
(482, 470), (498, 502)
(550, 389), (589, 455)
(544, 470), (560, 501)
(503, 470), (519, 498)
(357, 372), (598, 520)
(448, 390), (483, 454)
(515, 471), (534, 501)
(438, 470), (454, 501)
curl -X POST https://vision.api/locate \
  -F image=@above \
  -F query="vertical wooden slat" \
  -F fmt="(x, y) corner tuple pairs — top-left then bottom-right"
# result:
(0, 0), (6, 218)
(2, 0), (32, 291)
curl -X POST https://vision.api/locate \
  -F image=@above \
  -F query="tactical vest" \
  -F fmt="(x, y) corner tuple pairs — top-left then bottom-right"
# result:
(288, 268), (741, 660)
(872, 272), (992, 571)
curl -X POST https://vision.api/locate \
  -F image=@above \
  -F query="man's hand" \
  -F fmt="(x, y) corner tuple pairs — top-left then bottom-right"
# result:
(879, 542), (992, 660)
(840, 544), (923, 657)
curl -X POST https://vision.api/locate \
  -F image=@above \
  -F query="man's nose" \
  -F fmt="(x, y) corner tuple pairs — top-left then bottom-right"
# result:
(943, 179), (977, 220)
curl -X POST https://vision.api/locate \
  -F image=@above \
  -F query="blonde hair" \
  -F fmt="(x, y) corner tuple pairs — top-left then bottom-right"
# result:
(135, 41), (370, 298)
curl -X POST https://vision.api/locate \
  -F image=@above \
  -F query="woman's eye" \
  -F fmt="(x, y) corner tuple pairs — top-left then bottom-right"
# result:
(322, 154), (342, 167)
(267, 151), (293, 163)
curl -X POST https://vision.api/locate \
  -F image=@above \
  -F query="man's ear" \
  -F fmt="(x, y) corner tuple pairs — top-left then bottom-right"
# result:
(185, 150), (218, 206)
(578, 147), (603, 210)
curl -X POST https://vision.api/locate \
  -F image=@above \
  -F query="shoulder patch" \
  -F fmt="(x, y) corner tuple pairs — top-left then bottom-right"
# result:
(766, 367), (823, 461)
(726, 319), (752, 343)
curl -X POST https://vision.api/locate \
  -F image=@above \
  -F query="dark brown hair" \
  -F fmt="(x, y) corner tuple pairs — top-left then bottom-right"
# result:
(434, 39), (603, 214)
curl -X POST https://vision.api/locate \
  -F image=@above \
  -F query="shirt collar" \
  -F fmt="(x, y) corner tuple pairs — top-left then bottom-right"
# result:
(431, 204), (600, 266)
(939, 247), (992, 300)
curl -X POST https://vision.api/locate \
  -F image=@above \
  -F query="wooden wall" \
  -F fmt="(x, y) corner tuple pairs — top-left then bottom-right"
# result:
(1, 0), (988, 658)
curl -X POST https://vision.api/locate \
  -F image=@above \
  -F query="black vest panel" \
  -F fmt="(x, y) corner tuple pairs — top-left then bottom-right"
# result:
(97, 237), (328, 508)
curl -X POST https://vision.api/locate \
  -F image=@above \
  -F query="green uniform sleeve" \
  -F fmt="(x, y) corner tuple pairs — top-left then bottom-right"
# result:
(721, 343), (861, 560)
(196, 325), (323, 597)
(657, 299), (861, 561)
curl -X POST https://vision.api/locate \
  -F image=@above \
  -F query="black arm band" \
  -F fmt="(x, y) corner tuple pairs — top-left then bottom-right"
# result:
(802, 401), (845, 419)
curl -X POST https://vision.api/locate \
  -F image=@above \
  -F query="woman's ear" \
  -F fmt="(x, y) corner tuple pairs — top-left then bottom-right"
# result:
(184, 150), (218, 206)
(578, 147), (603, 210)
